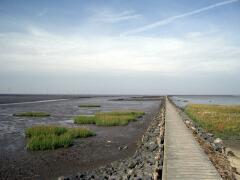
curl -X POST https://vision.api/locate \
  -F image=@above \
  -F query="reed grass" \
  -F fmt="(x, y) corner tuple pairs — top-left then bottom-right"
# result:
(25, 125), (95, 150)
(74, 111), (145, 126)
(74, 116), (96, 124)
(185, 104), (240, 139)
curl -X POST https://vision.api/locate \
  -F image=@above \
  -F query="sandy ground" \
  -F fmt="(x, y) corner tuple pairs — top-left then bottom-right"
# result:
(0, 95), (161, 179)
(224, 140), (240, 179)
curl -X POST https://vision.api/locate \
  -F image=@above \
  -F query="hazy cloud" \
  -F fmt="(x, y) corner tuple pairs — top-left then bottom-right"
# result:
(0, 27), (239, 75)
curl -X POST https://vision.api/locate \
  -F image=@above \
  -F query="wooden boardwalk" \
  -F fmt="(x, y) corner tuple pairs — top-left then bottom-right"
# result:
(162, 98), (222, 180)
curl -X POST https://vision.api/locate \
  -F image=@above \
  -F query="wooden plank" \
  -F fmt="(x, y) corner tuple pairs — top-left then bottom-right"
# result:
(162, 98), (222, 180)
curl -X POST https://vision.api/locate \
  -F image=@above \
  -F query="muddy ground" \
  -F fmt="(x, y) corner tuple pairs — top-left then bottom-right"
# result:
(0, 95), (161, 180)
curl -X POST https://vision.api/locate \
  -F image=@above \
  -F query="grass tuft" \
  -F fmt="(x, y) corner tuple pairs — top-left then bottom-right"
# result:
(14, 112), (50, 117)
(185, 104), (240, 139)
(78, 104), (101, 108)
(74, 116), (96, 124)
(25, 125), (95, 151)
(25, 126), (67, 137)
(74, 111), (145, 126)
(68, 127), (96, 138)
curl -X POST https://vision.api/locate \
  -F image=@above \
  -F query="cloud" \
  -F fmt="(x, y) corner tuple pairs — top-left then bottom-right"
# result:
(91, 9), (141, 23)
(0, 27), (239, 76)
(122, 0), (238, 36)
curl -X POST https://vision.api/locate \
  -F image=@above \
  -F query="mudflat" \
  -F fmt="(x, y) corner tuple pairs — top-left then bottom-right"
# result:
(0, 95), (161, 179)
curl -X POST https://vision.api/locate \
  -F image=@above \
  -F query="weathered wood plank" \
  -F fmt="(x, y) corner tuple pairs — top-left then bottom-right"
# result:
(162, 98), (222, 180)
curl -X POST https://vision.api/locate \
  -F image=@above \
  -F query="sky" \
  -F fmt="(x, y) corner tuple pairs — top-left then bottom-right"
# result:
(0, 0), (240, 95)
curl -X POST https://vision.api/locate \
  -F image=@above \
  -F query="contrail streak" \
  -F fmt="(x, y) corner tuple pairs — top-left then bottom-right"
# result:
(122, 0), (238, 36)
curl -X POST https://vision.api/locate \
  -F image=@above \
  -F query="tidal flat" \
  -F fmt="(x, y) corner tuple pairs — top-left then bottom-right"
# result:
(0, 95), (161, 179)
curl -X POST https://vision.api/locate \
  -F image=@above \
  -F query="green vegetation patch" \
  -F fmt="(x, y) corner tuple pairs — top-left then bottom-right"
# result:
(185, 104), (240, 139)
(78, 104), (101, 108)
(14, 112), (50, 117)
(25, 125), (95, 151)
(74, 115), (96, 124)
(74, 111), (145, 126)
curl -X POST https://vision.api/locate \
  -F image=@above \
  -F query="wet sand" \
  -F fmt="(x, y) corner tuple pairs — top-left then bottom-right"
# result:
(0, 94), (86, 104)
(224, 140), (240, 179)
(0, 95), (161, 179)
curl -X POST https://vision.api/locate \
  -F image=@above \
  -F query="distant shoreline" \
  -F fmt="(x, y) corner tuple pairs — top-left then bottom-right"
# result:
(0, 98), (69, 106)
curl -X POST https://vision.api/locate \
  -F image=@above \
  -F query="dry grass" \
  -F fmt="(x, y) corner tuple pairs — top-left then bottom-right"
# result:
(185, 104), (240, 139)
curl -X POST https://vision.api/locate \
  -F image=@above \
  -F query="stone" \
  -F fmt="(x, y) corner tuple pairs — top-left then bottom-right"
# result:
(185, 120), (191, 125)
(207, 136), (215, 143)
(79, 174), (85, 178)
(201, 133), (210, 140)
(191, 126), (197, 133)
(122, 174), (130, 180)
(88, 174), (95, 179)
(212, 143), (223, 152)
(147, 158), (155, 165)
(128, 161), (136, 169)
(225, 148), (235, 156)
(153, 171), (159, 180)
(58, 176), (65, 180)
(109, 175), (119, 180)
(227, 150), (235, 157)
(154, 154), (160, 160)
(58, 177), (70, 180)
(214, 138), (223, 145)
(191, 126), (196, 130)
(134, 176), (143, 180)
(206, 133), (214, 137)
(142, 175), (152, 180)
(128, 169), (134, 175)
(148, 143), (158, 151)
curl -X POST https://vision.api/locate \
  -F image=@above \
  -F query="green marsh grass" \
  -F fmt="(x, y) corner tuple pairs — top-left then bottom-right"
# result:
(74, 111), (145, 126)
(185, 104), (240, 139)
(14, 112), (50, 117)
(74, 115), (96, 124)
(25, 125), (95, 151)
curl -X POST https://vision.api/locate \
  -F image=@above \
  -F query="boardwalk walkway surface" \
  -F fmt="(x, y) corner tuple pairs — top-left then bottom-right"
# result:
(163, 98), (222, 180)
